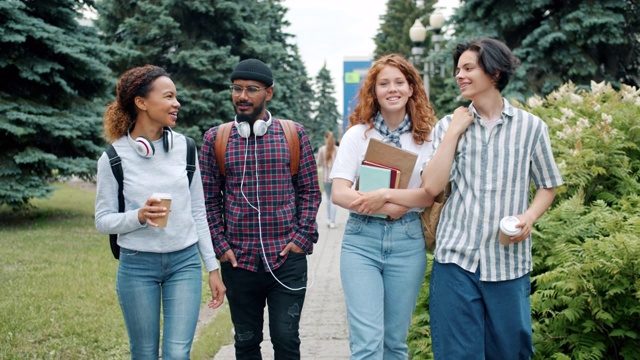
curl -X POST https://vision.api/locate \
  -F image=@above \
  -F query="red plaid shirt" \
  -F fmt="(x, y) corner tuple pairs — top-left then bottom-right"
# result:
(200, 118), (321, 272)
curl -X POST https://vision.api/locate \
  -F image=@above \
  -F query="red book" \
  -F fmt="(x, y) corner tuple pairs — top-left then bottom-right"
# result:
(361, 160), (401, 189)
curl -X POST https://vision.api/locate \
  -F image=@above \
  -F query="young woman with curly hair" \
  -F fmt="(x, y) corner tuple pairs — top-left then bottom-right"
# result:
(330, 53), (438, 359)
(95, 65), (225, 359)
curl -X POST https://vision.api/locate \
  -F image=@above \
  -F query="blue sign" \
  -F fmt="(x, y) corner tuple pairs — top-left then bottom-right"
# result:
(343, 57), (371, 136)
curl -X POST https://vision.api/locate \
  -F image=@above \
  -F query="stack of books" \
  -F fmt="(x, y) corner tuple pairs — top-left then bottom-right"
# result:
(357, 139), (419, 218)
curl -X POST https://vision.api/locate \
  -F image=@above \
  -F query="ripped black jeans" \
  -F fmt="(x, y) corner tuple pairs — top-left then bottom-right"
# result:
(221, 252), (308, 360)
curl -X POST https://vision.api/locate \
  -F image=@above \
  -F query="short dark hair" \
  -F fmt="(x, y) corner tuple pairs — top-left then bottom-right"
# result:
(453, 38), (520, 91)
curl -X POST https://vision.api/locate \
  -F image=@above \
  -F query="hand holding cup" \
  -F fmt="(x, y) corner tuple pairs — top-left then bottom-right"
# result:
(138, 193), (172, 227)
(498, 216), (521, 245)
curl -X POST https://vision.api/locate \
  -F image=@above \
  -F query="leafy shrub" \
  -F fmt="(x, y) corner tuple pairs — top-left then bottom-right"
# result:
(528, 82), (640, 359)
(525, 81), (640, 207)
(532, 194), (640, 359)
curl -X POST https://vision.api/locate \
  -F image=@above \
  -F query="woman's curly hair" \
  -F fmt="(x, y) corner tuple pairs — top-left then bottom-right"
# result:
(348, 54), (437, 144)
(103, 65), (169, 143)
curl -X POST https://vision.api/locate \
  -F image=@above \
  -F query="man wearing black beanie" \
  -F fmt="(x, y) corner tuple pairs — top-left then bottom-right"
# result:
(200, 58), (321, 359)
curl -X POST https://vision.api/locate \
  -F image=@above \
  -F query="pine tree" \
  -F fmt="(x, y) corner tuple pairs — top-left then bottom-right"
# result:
(240, 1), (314, 131)
(0, 0), (113, 208)
(374, 0), (437, 60)
(450, 0), (640, 98)
(96, 0), (237, 139)
(95, 0), (313, 140)
(309, 64), (341, 150)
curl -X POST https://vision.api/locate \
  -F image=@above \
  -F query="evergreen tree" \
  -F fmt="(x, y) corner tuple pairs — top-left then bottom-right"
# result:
(0, 0), (113, 208)
(309, 64), (341, 150)
(96, 0), (313, 140)
(374, 0), (437, 60)
(450, 0), (640, 98)
(240, 1), (314, 130)
(272, 45), (314, 131)
(96, 0), (237, 139)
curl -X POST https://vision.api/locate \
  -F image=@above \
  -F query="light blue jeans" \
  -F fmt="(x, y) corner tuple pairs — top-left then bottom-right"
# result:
(323, 181), (337, 223)
(116, 244), (202, 360)
(340, 212), (427, 360)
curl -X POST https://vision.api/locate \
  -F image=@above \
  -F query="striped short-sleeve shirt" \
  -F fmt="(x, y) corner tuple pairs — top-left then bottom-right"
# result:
(428, 99), (563, 282)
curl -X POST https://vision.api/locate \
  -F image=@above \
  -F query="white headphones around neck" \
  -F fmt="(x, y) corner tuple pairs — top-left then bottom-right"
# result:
(127, 126), (173, 158)
(234, 110), (272, 138)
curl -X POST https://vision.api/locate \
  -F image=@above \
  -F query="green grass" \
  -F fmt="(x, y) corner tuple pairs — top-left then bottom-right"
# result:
(0, 183), (233, 359)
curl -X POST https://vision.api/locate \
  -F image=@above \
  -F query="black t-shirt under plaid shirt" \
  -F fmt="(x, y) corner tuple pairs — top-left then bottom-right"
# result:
(200, 118), (321, 272)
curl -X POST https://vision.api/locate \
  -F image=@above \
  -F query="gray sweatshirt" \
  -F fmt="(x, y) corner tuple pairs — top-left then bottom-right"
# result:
(95, 132), (218, 272)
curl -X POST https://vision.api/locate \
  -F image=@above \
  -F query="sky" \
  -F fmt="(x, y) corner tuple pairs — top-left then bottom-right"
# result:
(281, 0), (460, 117)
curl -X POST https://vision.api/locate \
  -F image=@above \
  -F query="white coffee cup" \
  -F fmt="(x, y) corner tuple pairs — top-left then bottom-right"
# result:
(499, 216), (521, 245)
(151, 193), (172, 228)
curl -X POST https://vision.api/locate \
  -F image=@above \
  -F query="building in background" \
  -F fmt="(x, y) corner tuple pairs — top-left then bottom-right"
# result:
(342, 57), (372, 137)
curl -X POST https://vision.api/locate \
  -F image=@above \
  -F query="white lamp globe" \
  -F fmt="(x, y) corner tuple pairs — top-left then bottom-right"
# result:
(409, 19), (427, 44)
(429, 11), (446, 33)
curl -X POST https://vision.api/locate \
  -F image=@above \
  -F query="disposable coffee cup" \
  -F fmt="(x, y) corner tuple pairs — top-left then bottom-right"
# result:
(499, 216), (521, 245)
(151, 193), (172, 228)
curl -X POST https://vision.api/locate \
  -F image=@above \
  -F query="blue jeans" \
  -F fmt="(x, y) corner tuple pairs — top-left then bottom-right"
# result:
(430, 261), (533, 360)
(341, 212), (427, 360)
(221, 252), (308, 360)
(116, 244), (202, 360)
(323, 181), (337, 223)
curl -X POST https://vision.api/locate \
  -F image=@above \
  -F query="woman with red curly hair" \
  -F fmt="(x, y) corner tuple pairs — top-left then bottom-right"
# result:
(330, 54), (437, 359)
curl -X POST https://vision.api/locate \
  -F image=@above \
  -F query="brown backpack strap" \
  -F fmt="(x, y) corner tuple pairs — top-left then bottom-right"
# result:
(279, 119), (300, 175)
(214, 122), (233, 176)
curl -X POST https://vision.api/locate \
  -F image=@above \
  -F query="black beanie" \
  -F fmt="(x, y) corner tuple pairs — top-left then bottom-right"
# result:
(230, 59), (274, 87)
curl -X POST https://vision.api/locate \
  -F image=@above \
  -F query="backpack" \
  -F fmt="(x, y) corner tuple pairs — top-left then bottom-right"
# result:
(105, 136), (197, 260)
(419, 182), (451, 253)
(214, 119), (300, 176)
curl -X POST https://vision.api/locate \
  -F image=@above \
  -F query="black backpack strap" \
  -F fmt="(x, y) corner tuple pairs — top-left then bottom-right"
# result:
(106, 145), (123, 260)
(186, 137), (196, 186)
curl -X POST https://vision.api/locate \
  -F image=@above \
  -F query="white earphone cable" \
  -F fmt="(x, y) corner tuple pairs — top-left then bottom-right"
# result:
(239, 132), (313, 291)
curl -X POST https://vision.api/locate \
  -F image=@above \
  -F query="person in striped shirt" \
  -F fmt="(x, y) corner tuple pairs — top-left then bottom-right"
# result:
(422, 38), (564, 359)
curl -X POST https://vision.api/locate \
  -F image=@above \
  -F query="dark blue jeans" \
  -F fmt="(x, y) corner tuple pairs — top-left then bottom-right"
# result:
(221, 252), (308, 360)
(430, 261), (533, 360)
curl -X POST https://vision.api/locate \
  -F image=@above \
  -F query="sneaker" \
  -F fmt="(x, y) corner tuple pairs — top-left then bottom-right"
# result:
(328, 222), (336, 229)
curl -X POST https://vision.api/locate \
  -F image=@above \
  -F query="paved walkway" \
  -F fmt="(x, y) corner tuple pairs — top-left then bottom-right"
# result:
(211, 200), (351, 359)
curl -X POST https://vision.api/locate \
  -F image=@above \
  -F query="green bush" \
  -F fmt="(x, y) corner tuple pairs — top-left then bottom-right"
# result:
(529, 82), (640, 359)
(525, 81), (640, 207)
(407, 82), (640, 359)
(532, 194), (640, 359)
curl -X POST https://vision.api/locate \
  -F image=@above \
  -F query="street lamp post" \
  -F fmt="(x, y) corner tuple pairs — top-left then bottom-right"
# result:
(409, 11), (446, 98)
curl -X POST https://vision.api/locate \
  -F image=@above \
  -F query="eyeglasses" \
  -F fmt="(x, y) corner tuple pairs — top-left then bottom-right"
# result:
(229, 85), (268, 97)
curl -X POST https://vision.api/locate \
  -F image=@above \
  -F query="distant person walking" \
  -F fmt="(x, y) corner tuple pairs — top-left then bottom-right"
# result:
(95, 65), (225, 359)
(330, 54), (437, 359)
(317, 130), (339, 228)
(422, 38), (564, 359)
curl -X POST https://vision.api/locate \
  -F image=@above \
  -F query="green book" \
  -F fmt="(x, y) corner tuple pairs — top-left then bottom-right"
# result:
(358, 164), (392, 218)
